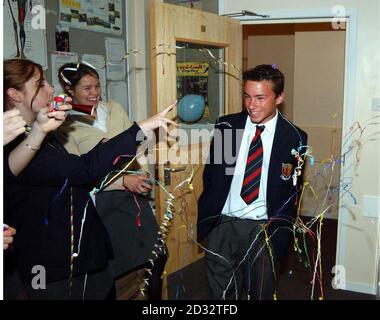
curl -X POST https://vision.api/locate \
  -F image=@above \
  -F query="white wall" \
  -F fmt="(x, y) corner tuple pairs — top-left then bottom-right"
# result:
(223, 0), (380, 295)
(125, 0), (151, 121)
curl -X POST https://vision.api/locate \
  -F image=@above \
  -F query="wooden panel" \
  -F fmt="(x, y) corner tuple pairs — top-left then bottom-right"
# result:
(150, 1), (242, 117)
(150, 0), (242, 286)
(163, 142), (210, 273)
(293, 30), (345, 127)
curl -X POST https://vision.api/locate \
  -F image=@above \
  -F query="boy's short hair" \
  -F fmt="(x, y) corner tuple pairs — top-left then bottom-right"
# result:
(243, 64), (284, 97)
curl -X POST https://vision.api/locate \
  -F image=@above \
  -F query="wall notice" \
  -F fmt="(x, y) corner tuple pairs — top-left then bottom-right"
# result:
(59, 0), (122, 35)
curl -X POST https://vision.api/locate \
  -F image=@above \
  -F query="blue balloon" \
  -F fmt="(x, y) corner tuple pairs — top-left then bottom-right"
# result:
(177, 94), (205, 123)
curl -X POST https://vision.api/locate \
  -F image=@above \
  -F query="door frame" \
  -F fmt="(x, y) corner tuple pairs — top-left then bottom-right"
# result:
(218, 3), (363, 293)
(150, 0), (243, 279)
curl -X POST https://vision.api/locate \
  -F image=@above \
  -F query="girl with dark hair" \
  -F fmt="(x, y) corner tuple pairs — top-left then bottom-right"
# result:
(3, 58), (176, 300)
(57, 62), (167, 300)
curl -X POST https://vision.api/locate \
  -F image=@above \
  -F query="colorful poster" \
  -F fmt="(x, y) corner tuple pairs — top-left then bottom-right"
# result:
(55, 24), (70, 52)
(59, 0), (122, 35)
(177, 62), (209, 120)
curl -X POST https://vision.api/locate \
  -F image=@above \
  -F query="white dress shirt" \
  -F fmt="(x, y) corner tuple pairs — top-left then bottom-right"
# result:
(221, 110), (278, 220)
(91, 101), (108, 133)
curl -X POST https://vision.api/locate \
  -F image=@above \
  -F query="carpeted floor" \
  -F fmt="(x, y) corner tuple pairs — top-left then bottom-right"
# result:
(277, 217), (375, 300)
(167, 217), (376, 300)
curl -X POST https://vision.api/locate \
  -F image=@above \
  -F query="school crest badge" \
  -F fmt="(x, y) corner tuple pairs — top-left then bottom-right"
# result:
(281, 163), (292, 181)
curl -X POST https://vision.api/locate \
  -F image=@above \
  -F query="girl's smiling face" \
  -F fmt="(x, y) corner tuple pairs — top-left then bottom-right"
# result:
(70, 74), (101, 107)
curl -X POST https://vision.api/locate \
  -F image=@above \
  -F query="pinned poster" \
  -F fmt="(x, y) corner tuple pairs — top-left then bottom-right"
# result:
(55, 24), (70, 52)
(105, 37), (126, 80)
(3, 0), (47, 69)
(59, 0), (122, 35)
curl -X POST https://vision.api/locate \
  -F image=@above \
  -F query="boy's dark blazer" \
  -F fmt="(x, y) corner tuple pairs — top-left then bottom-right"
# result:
(197, 110), (308, 260)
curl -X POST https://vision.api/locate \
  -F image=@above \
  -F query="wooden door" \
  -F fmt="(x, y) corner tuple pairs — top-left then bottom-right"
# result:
(150, 0), (242, 297)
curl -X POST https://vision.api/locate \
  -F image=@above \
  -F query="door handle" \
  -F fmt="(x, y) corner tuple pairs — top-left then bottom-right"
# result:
(164, 161), (187, 185)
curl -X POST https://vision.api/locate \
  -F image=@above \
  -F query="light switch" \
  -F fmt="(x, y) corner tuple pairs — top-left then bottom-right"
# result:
(363, 195), (380, 218)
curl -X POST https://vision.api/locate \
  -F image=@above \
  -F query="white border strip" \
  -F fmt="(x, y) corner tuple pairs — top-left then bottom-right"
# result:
(345, 281), (376, 295)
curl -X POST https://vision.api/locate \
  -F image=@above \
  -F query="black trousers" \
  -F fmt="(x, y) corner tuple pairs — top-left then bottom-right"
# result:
(95, 190), (161, 277)
(205, 216), (279, 300)
(24, 266), (114, 300)
(96, 190), (167, 300)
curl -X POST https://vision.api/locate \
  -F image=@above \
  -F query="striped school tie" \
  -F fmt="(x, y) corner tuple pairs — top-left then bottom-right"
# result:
(240, 125), (265, 204)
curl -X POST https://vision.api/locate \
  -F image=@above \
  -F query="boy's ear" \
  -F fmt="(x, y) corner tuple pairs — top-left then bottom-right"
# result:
(6, 88), (23, 103)
(275, 92), (285, 105)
